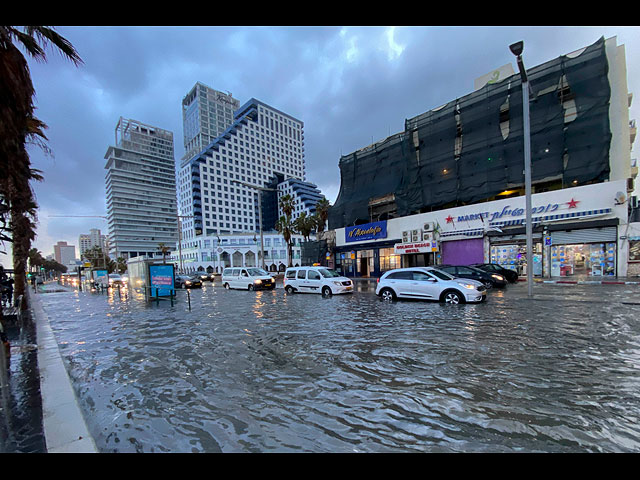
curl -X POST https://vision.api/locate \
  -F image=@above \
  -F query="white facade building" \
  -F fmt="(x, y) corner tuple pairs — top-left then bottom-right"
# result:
(181, 82), (240, 166)
(104, 117), (178, 260)
(78, 228), (107, 257)
(176, 96), (321, 273)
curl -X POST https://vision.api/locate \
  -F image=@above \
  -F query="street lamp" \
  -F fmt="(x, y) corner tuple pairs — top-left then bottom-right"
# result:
(510, 40), (533, 298)
(230, 180), (276, 270)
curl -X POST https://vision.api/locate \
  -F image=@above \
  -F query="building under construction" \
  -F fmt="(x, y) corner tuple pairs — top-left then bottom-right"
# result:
(329, 36), (629, 230)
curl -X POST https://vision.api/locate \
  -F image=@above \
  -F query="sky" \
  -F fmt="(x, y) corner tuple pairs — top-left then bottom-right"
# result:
(3, 25), (639, 266)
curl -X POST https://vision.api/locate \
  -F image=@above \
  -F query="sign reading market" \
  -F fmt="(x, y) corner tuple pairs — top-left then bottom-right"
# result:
(345, 220), (388, 243)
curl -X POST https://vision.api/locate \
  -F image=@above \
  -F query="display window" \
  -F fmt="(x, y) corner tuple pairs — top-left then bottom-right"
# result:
(550, 243), (616, 276)
(490, 243), (543, 276)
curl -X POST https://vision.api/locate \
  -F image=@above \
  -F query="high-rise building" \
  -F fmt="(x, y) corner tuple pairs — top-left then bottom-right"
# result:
(104, 117), (178, 260)
(53, 241), (76, 266)
(176, 96), (322, 273)
(78, 228), (107, 257)
(181, 82), (240, 165)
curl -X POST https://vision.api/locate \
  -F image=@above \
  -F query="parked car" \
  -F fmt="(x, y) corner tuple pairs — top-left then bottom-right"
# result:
(437, 264), (507, 288)
(284, 266), (353, 296)
(175, 275), (202, 289)
(376, 267), (486, 304)
(221, 267), (275, 291)
(199, 272), (215, 282)
(108, 273), (124, 286)
(471, 263), (519, 283)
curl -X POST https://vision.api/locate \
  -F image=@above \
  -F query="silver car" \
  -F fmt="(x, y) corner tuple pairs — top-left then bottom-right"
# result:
(376, 267), (486, 304)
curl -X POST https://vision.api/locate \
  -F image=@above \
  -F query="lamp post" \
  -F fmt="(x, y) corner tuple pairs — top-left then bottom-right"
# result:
(509, 41), (533, 298)
(230, 180), (276, 270)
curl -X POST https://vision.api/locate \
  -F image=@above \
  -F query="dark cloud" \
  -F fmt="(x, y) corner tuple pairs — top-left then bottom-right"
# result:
(3, 26), (636, 264)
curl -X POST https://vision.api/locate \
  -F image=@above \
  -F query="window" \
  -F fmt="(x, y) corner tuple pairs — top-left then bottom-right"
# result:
(412, 271), (433, 281)
(308, 270), (321, 280)
(386, 271), (412, 280)
(297, 270), (307, 279)
(286, 270), (297, 279)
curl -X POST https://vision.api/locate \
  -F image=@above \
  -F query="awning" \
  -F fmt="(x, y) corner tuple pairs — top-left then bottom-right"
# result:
(490, 208), (612, 228)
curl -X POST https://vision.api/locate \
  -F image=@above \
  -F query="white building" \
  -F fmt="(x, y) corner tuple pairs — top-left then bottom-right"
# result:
(176, 96), (321, 273)
(104, 117), (179, 260)
(78, 228), (107, 257)
(181, 82), (240, 166)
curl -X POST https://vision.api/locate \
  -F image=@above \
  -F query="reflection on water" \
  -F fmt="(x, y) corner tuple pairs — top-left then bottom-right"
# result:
(41, 284), (640, 452)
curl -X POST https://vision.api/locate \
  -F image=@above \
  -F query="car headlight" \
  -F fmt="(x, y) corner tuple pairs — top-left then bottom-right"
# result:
(457, 282), (476, 290)
(254, 279), (262, 284)
(270, 277), (275, 282)
(491, 274), (504, 280)
(185, 281), (191, 285)
(333, 281), (343, 286)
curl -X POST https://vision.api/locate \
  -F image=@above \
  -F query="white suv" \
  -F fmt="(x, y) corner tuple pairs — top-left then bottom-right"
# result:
(284, 266), (353, 296)
(376, 267), (486, 304)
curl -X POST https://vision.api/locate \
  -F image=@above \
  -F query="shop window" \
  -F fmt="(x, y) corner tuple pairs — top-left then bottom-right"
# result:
(629, 240), (640, 262)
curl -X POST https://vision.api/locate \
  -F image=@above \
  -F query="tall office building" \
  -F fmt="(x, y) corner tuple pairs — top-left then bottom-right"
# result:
(104, 117), (178, 260)
(78, 228), (107, 257)
(176, 97), (322, 272)
(181, 82), (240, 165)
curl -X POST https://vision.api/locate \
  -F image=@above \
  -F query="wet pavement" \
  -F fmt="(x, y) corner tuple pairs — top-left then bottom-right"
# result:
(0, 306), (46, 453)
(7, 280), (640, 452)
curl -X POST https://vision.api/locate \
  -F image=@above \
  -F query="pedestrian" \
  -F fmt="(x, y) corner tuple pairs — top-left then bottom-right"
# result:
(1, 277), (14, 306)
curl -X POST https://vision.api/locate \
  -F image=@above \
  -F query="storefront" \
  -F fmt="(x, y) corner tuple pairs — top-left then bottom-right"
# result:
(332, 180), (630, 278)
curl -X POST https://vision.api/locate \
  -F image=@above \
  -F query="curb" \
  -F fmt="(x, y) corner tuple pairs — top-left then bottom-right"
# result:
(29, 288), (98, 453)
(518, 278), (640, 285)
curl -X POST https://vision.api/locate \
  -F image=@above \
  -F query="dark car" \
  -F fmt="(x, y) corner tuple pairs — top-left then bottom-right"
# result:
(438, 264), (508, 289)
(471, 263), (519, 283)
(175, 275), (203, 289)
(198, 272), (215, 282)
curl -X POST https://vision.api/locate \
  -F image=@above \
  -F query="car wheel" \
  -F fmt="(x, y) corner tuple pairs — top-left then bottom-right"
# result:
(380, 288), (396, 301)
(285, 285), (294, 294)
(322, 286), (332, 296)
(442, 290), (464, 304)
(224, 283), (230, 289)
(248, 284), (254, 291)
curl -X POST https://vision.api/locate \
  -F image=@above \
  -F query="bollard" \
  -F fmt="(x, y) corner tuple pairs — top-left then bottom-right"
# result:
(187, 289), (191, 311)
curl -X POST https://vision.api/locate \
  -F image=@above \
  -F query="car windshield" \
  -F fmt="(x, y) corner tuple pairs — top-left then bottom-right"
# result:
(318, 268), (340, 278)
(428, 268), (454, 280)
(247, 268), (269, 276)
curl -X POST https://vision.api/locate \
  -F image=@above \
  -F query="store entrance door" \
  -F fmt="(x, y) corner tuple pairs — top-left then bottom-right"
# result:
(550, 243), (616, 277)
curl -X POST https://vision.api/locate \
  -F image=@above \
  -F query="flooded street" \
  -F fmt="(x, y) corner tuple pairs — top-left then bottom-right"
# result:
(39, 281), (640, 452)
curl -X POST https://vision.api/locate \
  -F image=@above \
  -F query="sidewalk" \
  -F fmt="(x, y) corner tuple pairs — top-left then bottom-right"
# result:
(28, 285), (98, 453)
(348, 275), (640, 285)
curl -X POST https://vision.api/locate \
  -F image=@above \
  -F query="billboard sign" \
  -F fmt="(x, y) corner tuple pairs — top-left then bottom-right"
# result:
(148, 264), (175, 297)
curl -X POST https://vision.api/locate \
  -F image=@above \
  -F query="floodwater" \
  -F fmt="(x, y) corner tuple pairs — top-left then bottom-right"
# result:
(39, 281), (640, 452)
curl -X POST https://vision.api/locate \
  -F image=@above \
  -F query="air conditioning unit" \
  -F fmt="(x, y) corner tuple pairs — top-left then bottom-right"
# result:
(402, 231), (410, 243)
(422, 231), (433, 242)
(411, 230), (420, 242)
(423, 222), (435, 232)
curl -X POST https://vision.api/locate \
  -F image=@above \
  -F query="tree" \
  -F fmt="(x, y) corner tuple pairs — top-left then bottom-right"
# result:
(158, 243), (170, 264)
(276, 194), (296, 267)
(0, 27), (82, 313)
(293, 212), (315, 242)
(314, 197), (330, 233)
(82, 246), (109, 269)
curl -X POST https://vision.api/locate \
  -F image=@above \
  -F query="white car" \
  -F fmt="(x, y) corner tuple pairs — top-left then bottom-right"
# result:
(376, 267), (486, 304)
(284, 266), (353, 296)
(222, 267), (275, 291)
(108, 273), (124, 286)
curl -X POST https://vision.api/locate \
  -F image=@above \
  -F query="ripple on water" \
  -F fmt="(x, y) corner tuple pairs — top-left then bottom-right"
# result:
(41, 286), (640, 452)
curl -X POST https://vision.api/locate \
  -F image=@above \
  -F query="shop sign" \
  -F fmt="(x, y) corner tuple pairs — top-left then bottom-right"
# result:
(345, 220), (387, 243)
(394, 241), (439, 254)
(451, 203), (561, 225)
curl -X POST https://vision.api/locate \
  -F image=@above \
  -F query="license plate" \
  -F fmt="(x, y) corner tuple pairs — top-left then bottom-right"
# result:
(345, 286), (353, 291)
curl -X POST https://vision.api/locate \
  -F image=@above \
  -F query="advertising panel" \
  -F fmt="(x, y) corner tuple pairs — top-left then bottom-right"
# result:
(148, 264), (175, 297)
(93, 269), (108, 287)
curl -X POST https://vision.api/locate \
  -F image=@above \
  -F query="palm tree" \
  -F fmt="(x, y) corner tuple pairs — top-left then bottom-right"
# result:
(293, 212), (315, 242)
(276, 194), (297, 267)
(158, 243), (171, 264)
(314, 197), (331, 233)
(0, 27), (82, 312)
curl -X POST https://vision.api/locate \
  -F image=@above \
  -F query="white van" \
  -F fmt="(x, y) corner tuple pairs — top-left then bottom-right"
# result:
(283, 266), (353, 296)
(222, 267), (275, 291)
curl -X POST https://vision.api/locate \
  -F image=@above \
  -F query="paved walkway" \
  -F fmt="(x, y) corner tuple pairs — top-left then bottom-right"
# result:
(29, 285), (98, 453)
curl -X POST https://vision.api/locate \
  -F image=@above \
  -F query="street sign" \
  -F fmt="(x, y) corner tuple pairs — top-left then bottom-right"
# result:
(544, 235), (552, 246)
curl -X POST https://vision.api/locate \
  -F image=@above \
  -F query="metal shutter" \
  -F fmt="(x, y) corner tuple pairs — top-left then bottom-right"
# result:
(550, 227), (617, 245)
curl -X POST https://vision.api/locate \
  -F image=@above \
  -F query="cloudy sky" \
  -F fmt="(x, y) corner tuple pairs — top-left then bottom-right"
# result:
(4, 25), (639, 265)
